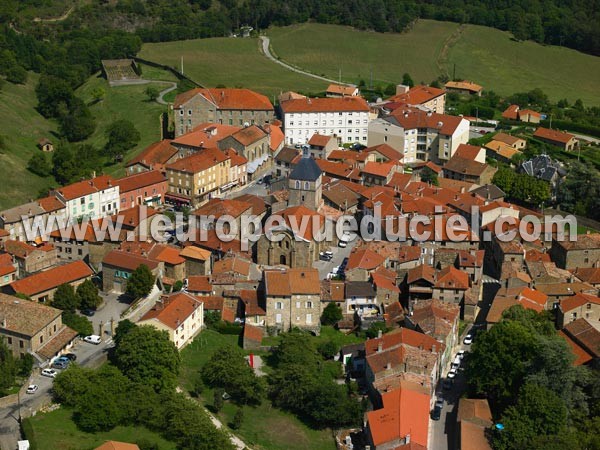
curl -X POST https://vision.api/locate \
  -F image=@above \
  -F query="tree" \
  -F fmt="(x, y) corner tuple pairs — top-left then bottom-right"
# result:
(114, 325), (180, 392)
(172, 280), (184, 292)
(402, 72), (414, 88)
(366, 321), (388, 339)
(317, 340), (339, 359)
(231, 408), (244, 430)
(203, 345), (264, 405)
(104, 119), (141, 160)
(0, 339), (16, 396)
(62, 312), (94, 336)
(53, 365), (92, 406)
(18, 354), (34, 378)
(27, 152), (52, 177)
(5, 65), (27, 84)
(35, 75), (74, 118)
(52, 283), (80, 312)
(60, 97), (96, 142)
(52, 141), (81, 185)
(90, 87), (105, 103)
(213, 388), (224, 412)
(114, 319), (137, 347)
(145, 86), (160, 101)
(126, 264), (155, 299)
(321, 302), (343, 325)
(420, 166), (439, 185)
(77, 279), (102, 310)
(384, 83), (396, 96)
(492, 383), (567, 450)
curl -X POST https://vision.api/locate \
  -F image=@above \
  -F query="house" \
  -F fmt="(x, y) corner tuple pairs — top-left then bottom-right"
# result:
(180, 246), (212, 277)
(6, 260), (92, 303)
(264, 268), (321, 334)
(125, 140), (178, 175)
(368, 107), (469, 164)
(433, 265), (471, 305)
(94, 442), (140, 450)
(443, 154), (497, 186)
(557, 292), (600, 330)
(223, 149), (248, 187)
(0, 200), (61, 242)
(345, 281), (378, 316)
(217, 125), (270, 178)
(361, 161), (400, 186)
(501, 105), (542, 123)
(37, 138), (54, 152)
(115, 170), (168, 209)
(561, 318), (600, 365)
(571, 267), (600, 288)
(345, 248), (386, 282)
(280, 96), (370, 146)
(193, 197), (254, 240)
(365, 386), (430, 449)
(444, 80), (483, 96)
(242, 323), (263, 350)
(457, 398), (493, 450)
(138, 292), (204, 349)
(493, 132), (527, 150)
(321, 181), (361, 213)
(2, 240), (57, 274)
(101, 249), (161, 294)
(371, 267), (400, 310)
(533, 127), (578, 151)
(173, 88), (274, 137)
(388, 84), (446, 114)
(520, 154), (566, 199)
(406, 264), (436, 303)
(365, 143), (404, 163)
(408, 299), (460, 369)
(0, 293), (78, 361)
(326, 84), (360, 97)
(486, 287), (549, 328)
(550, 233), (600, 269)
(485, 140), (522, 164)
(274, 147), (300, 178)
(51, 175), (120, 224)
(165, 147), (231, 207)
(171, 123), (240, 155)
(0, 253), (17, 287)
(307, 133), (338, 159)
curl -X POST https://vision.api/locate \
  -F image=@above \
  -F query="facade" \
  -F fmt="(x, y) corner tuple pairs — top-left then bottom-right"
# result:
(368, 107), (469, 164)
(550, 234), (600, 269)
(274, 147), (299, 178)
(165, 147), (231, 207)
(557, 293), (600, 329)
(307, 133), (338, 159)
(51, 175), (120, 224)
(0, 200), (64, 242)
(101, 250), (162, 293)
(139, 292), (204, 349)
(115, 170), (168, 210)
(287, 151), (323, 209)
(0, 293), (77, 360)
(218, 125), (270, 178)
(173, 88), (275, 137)
(444, 80), (483, 96)
(280, 96), (370, 145)
(443, 155), (497, 185)
(264, 268), (321, 334)
(2, 240), (58, 274)
(7, 260), (92, 303)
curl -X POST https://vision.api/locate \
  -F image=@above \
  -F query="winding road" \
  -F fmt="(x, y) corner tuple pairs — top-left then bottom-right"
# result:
(259, 36), (353, 86)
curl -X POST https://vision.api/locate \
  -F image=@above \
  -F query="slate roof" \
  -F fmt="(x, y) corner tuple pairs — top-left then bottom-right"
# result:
(289, 155), (322, 181)
(520, 154), (566, 181)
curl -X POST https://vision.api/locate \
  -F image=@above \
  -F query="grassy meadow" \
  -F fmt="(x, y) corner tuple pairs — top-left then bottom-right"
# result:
(267, 20), (600, 105)
(139, 37), (327, 98)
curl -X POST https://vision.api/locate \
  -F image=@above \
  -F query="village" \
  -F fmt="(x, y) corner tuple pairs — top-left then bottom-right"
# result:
(0, 78), (599, 450)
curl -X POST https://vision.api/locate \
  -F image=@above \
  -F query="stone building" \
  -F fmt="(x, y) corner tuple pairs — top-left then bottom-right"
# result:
(264, 268), (321, 334)
(288, 149), (323, 209)
(173, 88), (275, 137)
(550, 233), (600, 270)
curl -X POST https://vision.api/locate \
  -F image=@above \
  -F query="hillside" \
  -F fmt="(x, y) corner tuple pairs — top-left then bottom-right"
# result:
(268, 21), (600, 106)
(138, 37), (327, 97)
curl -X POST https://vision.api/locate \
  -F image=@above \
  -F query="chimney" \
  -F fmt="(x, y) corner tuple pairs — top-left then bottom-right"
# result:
(377, 329), (382, 339)
(386, 362), (391, 370)
(377, 342), (383, 353)
(432, 344), (436, 353)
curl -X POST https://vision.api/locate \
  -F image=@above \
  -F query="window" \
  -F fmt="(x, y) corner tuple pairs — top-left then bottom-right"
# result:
(304, 181), (309, 189)
(188, 110), (192, 116)
(7, 337), (11, 344)
(276, 302), (283, 309)
(307, 301), (313, 308)
(276, 313), (282, 324)
(295, 180), (300, 189)
(19, 340), (24, 348)
(40, 335), (43, 344)
(306, 314), (312, 324)
(296, 301), (301, 308)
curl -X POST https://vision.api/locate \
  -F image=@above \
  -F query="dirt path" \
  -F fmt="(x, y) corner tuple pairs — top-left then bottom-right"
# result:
(436, 24), (465, 79)
(260, 36), (353, 86)
(33, 4), (76, 22)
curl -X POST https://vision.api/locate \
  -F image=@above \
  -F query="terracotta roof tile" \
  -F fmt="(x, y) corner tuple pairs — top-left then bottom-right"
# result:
(186, 275), (212, 293)
(55, 175), (115, 201)
(102, 250), (160, 272)
(172, 123), (239, 149)
(230, 125), (268, 146)
(126, 140), (178, 168)
(445, 80), (482, 93)
(193, 198), (252, 219)
(533, 127), (575, 144)
(174, 88), (273, 111)
(140, 292), (202, 330)
(167, 147), (229, 173)
(9, 260), (92, 297)
(347, 248), (385, 271)
(0, 293), (62, 336)
(387, 84), (445, 105)
(243, 323), (263, 343)
(265, 268), (320, 296)
(115, 170), (166, 194)
(280, 96), (369, 113)
(558, 330), (593, 366)
(308, 133), (335, 147)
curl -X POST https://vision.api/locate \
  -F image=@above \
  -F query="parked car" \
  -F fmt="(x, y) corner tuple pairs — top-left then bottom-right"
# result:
(447, 368), (458, 379)
(338, 240), (347, 248)
(431, 405), (442, 421)
(463, 334), (473, 345)
(457, 350), (466, 359)
(52, 360), (69, 369)
(435, 398), (444, 409)
(256, 177), (264, 184)
(319, 252), (333, 261)
(81, 308), (95, 317)
(26, 385), (38, 394)
(84, 335), (102, 345)
(443, 379), (453, 390)
(41, 369), (57, 378)
(325, 250), (334, 258)
(64, 353), (77, 361)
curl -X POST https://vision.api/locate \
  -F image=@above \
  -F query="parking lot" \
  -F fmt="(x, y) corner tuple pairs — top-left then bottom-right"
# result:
(313, 236), (358, 279)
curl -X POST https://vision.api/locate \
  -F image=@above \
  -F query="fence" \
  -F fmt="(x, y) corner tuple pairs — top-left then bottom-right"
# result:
(134, 56), (204, 89)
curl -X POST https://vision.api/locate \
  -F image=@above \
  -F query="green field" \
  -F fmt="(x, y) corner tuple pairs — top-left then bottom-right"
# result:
(0, 72), (169, 210)
(268, 21), (600, 105)
(180, 329), (336, 450)
(0, 73), (57, 210)
(139, 37), (327, 98)
(25, 407), (176, 450)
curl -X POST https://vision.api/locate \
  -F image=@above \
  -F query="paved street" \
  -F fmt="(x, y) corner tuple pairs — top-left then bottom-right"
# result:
(313, 236), (358, 279)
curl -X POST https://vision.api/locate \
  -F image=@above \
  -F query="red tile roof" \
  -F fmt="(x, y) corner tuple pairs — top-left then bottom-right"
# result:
(533, 127), (575, 144)
(174, 88), (273, 111)
(186, 275), (212, 293)
(435, 266), (470, 290)
(265, 123), (284, 152)
(365, 327), (443, 355)
(269, 205), (325, 241)
(502, 104), (520, 120)
(140, 292), (202, 330)
(560, 292), (600, 313)
(362, 161), (397, 178)
(9, 260), (92, 296)
(326, 84), (358, 96)
(387, 84), (445, 105)
(150, 245), (185, 266)
(193, 198), (252, 219)
(102, 250), (160, 272)
(230, 125), (268, 146)
(347, 248), (385, 271)
(407, 264), (436, 285)
(243, 323), (263, 343)
(445, 80), (482, 93)
(558, 330), (593, 365)
(126, 140), (178, 169)
(37, 195), (65, 213)
(166, 147), (229, 174)
(280, 96), (369, 113)
(115, 170), (166, 194)
(308, 133), (335, 147)
(265, 268), (320, 296)
(365, 143), (404, 162)
(367, 387), (430, 448)
(213, 256), (251, 277)
(55, 175), (116, 201)
(390, 106), (465, 135)
(172, 123), (239, 149)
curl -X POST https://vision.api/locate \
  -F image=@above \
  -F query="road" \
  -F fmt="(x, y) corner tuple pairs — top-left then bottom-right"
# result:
(259, 36), (353, 86)
(313, 236), (358, 279)
(0, 294), (128, 450)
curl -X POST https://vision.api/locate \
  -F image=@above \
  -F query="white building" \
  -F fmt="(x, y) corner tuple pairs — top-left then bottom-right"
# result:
(51, 175), (120, 224)
(368, 107), (470, 164)
(280, 97), (371, 146)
